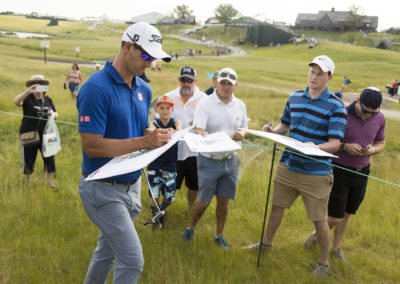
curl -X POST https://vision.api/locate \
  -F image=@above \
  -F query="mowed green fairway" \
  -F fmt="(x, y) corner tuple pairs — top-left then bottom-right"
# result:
(1, 16), (400, 283)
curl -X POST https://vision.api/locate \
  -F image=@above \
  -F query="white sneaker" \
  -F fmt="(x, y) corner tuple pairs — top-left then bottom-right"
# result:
(312, 263), (330, 276)
(244, 242), (272, 250)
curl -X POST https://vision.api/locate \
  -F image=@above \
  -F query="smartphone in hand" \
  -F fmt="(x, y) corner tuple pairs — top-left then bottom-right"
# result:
(36, 85), (48, 92)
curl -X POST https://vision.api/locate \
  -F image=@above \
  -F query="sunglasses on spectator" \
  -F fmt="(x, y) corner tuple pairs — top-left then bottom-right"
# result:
(219, 72), (237, 81)
(126, 34), (156, 62)
(360, 103), (379, 115)
(180, 77), (194, 83)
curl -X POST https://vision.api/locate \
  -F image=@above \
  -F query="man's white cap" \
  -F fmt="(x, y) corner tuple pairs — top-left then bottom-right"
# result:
(217, 67), (238, 84)
(122, 22), (171, 62)
(308, 55), (334, 75)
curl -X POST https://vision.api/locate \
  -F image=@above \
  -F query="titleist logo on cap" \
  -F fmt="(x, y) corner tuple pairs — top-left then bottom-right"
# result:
(149, 34), (162, 43)
(133, 34), (162, 44)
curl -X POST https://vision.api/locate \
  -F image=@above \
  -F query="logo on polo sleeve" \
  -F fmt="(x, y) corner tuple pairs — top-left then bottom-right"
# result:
(80, 116), (91, 122)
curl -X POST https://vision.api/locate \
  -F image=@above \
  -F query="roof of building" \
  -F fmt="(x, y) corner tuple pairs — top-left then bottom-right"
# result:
(295, 10), (378, 29)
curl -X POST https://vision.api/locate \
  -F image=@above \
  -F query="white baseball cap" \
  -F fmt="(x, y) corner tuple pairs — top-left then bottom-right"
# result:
(217, 67), (238, 84)
(122, 22), (171, 62)
(308, 55), (335, 75)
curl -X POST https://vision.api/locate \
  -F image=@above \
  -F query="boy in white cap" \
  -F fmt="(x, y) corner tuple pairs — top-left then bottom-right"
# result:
(246, 55), (347, 276)
(77, 22), (171, 283)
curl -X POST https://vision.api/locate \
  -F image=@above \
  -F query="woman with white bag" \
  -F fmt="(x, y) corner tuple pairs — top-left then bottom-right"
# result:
(14, 74), (59, 189)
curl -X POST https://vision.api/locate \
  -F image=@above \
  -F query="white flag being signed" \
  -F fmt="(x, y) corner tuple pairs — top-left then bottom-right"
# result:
(85, 126), (193, 181)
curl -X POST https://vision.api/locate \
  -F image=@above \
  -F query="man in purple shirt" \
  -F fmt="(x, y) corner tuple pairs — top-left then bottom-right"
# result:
(303, 87), (385, 261)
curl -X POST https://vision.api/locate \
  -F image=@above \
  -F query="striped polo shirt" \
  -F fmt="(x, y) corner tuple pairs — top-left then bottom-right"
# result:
(280, 86), (346, 175)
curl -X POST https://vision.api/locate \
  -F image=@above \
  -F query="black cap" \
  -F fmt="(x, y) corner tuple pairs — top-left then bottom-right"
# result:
(179, 66), (196, 80)
(360, 87), (382, 109)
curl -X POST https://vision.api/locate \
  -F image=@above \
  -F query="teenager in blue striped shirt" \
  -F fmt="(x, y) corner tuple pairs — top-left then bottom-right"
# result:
(247, 55), (346, 276)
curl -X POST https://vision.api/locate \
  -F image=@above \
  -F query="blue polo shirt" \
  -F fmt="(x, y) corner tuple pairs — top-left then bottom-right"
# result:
(280, 86), (346, 175)
(77, 62), (152, 182)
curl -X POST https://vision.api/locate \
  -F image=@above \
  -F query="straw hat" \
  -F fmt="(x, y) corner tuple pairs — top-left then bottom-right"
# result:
(25, 74), (50, 87)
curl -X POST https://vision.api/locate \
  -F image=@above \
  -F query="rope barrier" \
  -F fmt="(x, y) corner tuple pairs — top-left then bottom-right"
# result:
(242, 143), (400, 188)
(0, 110), (79, 126)
(1, 110), (399, 188)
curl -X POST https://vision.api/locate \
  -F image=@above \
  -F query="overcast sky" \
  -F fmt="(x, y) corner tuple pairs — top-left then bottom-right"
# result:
(2, 0), (399, 31)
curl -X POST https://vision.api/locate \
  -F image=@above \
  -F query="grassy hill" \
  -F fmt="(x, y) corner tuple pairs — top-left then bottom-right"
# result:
(1, 15), (400, 283)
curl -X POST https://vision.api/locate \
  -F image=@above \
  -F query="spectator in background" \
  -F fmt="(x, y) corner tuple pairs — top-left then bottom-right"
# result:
(95, 63), (101, 71)
(342, 76), (351, 91)
(391, 80), (397, 89)
(163, 66), (207, 213)
(65, 63), (83, 99)
(390, 79), (398, 97)
(204, 71), (219, 95)
(151, 60), (156, 71)
(14, 74), (59, 188)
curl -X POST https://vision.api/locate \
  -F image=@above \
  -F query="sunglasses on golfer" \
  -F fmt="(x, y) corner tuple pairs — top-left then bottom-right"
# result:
(360, 103), (379, 115)
(126, 34), (156, 62)
(180, 77), (194, 84)
(219, 71), (237, 81)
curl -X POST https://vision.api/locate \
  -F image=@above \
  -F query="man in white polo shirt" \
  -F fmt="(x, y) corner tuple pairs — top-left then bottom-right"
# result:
(164, 66), (207, 213)
(181, 67), (248, 249)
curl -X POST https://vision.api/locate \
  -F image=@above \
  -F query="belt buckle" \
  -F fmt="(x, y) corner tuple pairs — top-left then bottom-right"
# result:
(103, 180), (115, 186)
(355, 167), (362, 172)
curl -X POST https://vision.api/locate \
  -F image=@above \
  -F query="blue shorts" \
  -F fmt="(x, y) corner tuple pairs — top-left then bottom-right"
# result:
(69, 82), (80, 93)
(147, 169), (177, 201)
(197, 154), (240, 202)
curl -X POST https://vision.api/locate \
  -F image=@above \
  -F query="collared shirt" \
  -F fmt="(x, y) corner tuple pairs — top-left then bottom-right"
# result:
(77, 61), (152, 182)
(334, 102), (385, 168)
(165, 85), (207, 160)
(280, 86), (347, 175)
(193, 91), (248, 158)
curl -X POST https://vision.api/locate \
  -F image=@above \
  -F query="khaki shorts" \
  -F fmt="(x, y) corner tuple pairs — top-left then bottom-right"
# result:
(272, 162), (333, 221)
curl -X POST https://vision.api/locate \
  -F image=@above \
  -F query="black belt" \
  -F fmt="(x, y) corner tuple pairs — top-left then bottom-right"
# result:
(334, 163), (369, 172)
(82, 171), (139, 186)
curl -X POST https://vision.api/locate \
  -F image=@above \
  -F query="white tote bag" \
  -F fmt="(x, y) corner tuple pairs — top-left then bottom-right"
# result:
(42, 113), (61, 157)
